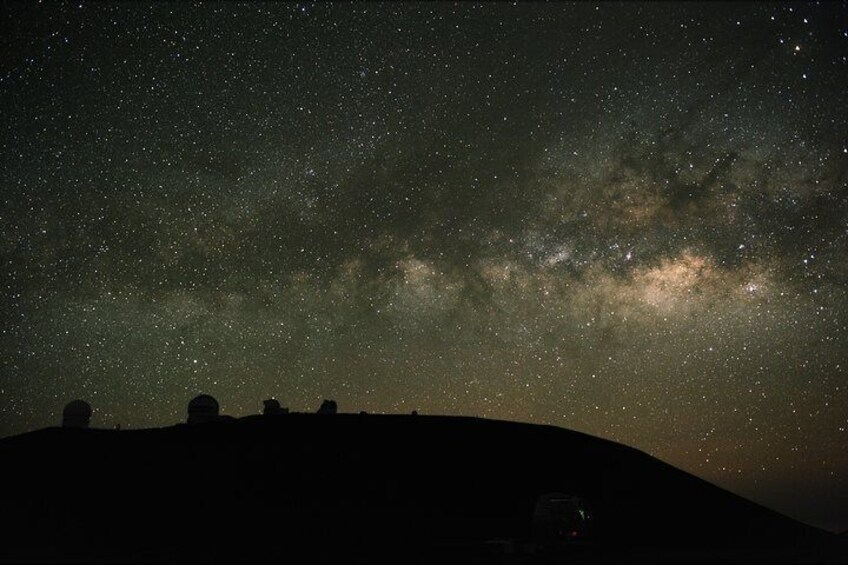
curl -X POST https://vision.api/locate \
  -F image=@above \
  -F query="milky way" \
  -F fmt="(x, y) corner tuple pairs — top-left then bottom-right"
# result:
(1, 2), (846, 530)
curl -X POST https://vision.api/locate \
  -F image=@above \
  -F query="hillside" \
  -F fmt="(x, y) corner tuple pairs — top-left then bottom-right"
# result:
(0, 414), (836, 563)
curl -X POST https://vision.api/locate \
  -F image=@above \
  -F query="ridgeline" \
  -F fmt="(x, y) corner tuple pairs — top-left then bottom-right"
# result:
(0, 413), (839, 564)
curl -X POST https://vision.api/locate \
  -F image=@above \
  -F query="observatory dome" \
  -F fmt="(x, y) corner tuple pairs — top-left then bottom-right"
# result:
(62, 400), (92, 428)
(187, 394), (220, 424)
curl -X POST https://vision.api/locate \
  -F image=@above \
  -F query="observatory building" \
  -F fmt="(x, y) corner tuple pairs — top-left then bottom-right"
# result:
(62, 400), (92, 429)
(187, 394), (220, 425)
(263, 398), (289, 415)
(317, 399), (337, 414)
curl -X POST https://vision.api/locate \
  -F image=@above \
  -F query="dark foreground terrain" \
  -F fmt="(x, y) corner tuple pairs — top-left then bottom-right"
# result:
(0, 414), (843, 564)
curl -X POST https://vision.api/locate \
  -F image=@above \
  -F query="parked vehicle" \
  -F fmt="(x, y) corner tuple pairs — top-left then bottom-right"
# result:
(532, 492), (593, 544)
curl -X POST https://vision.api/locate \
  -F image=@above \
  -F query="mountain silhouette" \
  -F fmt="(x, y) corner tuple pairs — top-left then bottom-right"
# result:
(0, 414), (838, 564)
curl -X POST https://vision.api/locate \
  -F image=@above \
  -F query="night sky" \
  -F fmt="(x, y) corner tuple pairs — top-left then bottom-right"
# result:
(2, 2), (847, 531)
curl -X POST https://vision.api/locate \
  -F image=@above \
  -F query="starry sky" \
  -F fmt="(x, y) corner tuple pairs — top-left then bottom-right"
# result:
(2, 2), (847, 531)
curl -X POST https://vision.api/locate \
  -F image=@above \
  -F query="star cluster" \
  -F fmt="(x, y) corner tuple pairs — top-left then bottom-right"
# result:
(1, 2), (846, 531)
